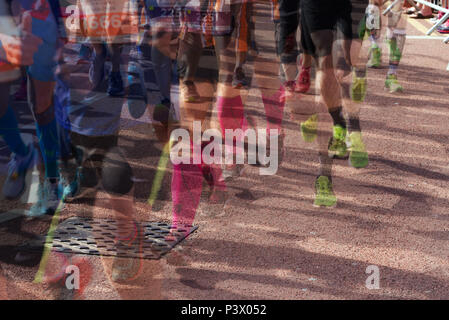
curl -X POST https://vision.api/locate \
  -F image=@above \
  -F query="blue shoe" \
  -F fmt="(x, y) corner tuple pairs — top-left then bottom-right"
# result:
(2, 144), (36, 200)
(108, 71), (125, 97)
(43, 178), (63, 215)
(27, 178), (63, 217)
(62, 166), (82, 202)
(60, 147), (84, 202)
(126, 62), (147, 119)
(27, 181), (45, 217)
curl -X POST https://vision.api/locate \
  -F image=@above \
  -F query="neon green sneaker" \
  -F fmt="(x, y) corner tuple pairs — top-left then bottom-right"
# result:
(387, 38), (402, 63)
(385, 74), (403, 93)
(350, 71), (367, 103)
(313, 176), (337, 207)
(367, 45), (381, 68)
(328, 125), (348, 159)
(300, 114), (318, 143)
(347, 131), (369, 168)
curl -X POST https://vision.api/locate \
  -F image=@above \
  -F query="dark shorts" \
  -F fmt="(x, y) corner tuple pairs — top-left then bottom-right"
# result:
(275, 0), (301, 63)
(71, 132), (134, 196)
(300, 0), (368, 57)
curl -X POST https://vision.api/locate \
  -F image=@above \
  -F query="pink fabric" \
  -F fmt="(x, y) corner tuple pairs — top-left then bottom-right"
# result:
(217, 95), (245, 157)
(262, 86), (285, 135)
(199, 141), (225, 191)
(171, 142), (226, 228)
(217, 95), (245, 133)
(171, 163), (203, 228)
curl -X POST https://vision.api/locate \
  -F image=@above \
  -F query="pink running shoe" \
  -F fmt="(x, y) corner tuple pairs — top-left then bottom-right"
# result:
(437, 18), (449, 33)
(296, 67), (311, 93)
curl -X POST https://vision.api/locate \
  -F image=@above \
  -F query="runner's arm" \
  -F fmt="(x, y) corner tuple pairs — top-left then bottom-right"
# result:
(0, 1), (42, 65)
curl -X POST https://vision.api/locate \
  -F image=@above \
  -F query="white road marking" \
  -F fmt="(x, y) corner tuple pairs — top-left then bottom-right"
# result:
(20, 166), (40, 204)
(406, 35), (446, 39)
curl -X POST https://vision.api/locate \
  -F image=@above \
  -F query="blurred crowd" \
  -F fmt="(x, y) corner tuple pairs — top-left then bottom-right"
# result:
(0, 0), (421, 288)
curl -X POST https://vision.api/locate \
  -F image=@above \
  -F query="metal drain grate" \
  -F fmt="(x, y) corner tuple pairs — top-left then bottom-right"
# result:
(24, 217), (198, 259)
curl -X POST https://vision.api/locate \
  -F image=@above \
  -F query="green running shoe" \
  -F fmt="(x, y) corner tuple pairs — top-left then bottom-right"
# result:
(387, 38), (402, 64)
(313, 176), (337, 208)
(347, 131), (369, 168)
(300, 114), (318, 143)
(328, 125), (348, 159)
(350, 71), (367, 103)
(385, 74), (403, 93)
(367, 45), (381, 68)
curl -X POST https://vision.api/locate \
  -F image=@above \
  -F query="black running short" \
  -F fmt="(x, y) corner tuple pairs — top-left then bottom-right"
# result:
(70, 132), (134, 196)
(275, 0), (301, 63)
(300, 0), (368, 57)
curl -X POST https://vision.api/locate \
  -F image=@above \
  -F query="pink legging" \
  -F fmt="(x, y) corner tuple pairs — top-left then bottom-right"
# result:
(217, 95), (246, 158)
(171, 142), (225, 228)
(172, 88), (285, 227)
(262, 86), (285, 135)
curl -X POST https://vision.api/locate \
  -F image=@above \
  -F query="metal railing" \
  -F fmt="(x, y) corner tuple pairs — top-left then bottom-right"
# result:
(383, 0), (449, 43)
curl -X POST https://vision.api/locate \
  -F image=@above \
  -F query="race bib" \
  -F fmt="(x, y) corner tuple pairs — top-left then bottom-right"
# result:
(64, 0), (138, 42)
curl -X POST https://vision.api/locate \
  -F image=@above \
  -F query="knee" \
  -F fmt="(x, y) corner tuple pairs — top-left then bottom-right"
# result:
(34, 97), (53, 115)
(28, 80), (54, 116)
(33, 103), (55, 126)
(318, 55), (334, 71)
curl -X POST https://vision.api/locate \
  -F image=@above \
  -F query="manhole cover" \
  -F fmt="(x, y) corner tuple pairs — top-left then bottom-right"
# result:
(23, 217), (198, 260)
